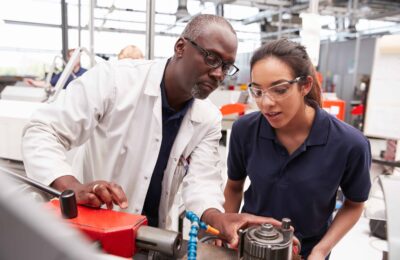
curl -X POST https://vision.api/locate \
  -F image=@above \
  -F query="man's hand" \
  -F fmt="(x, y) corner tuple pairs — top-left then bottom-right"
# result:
(201, 209), (281, 248)
(51, 175), (128, 210)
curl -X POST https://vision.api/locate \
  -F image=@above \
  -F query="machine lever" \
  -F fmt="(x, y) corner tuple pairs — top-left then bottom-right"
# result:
(0, 166), (77, 218)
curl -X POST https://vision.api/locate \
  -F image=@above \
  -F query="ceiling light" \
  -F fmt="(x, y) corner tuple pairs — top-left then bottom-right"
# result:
(282, 13), (292, 20)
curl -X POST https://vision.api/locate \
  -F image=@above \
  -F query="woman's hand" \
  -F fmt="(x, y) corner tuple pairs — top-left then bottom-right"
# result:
(201, 209), (281, 248)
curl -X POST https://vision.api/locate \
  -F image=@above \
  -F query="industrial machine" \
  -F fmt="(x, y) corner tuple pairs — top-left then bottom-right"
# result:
(238, 219), (294, 260)
(47, 199), (184, 259)
(47, 201), (297, 260)
(0, 166), (299, 260)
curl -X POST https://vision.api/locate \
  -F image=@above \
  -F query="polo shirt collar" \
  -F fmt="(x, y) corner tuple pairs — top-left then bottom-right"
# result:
(306, 107), (330, 146)
(259, 106), (330, 146)
(259, 115), (276, 140)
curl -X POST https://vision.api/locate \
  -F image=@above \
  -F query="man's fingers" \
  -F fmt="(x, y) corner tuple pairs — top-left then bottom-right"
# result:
(108, 182), (128, 209)
(93, 183), (115, 209)
(77, 192), (102, 208)
(67, 181), (128, 210)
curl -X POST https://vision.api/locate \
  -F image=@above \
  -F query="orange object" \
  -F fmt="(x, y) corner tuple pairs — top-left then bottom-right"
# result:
(239, 84), (248, 91)
(322, 99), (345, 121)
(47, 199), (147, 258)
(205, 225), (220, 236)
(220, 103), (246, 116)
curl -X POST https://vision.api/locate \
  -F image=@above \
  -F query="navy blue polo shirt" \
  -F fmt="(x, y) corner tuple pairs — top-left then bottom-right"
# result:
(50, 67), (87, 89)
(228, 106), (371, 256)
(142, 78), (193, 227)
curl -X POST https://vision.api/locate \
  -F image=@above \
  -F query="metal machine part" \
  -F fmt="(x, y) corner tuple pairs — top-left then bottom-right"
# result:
(136, 226), (183, 258)
(238, 218), (293, 260)
(134, 240), (237, 260)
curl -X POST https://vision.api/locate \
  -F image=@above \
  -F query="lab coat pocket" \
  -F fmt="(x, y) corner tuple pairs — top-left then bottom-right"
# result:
(170, 156), (189, 195)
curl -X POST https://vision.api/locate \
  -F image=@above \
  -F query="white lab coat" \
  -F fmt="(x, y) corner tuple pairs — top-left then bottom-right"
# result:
(22, 59), (225, 229)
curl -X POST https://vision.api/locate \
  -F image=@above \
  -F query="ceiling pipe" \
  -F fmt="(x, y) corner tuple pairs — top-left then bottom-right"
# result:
(348, 0), (359, 32)
(242, 3), (308, 25)
(309, 0), (319, 13)
(176, 0), (190, 20)
(216, 3), (224, 17)
(145, 0), (155, 60)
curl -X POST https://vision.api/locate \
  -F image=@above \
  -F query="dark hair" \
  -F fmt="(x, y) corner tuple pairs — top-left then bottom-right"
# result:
(181, 14), (236, 41)
(250, 39), (322, 107)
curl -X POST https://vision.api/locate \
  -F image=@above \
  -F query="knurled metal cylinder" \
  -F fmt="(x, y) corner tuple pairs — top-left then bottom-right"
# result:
(241, 222), (292, 260)
(136, 226), (183, 257)
(281, 218), (291, 230)
(243, 243), (290, 260)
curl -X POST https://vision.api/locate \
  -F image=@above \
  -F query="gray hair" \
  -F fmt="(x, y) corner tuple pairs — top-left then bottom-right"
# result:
(181, 14), (236, 40)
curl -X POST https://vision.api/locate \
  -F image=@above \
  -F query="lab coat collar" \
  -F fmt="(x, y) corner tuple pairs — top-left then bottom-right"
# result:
(144, 58), (169, 97)
(189, 99), (213, 123)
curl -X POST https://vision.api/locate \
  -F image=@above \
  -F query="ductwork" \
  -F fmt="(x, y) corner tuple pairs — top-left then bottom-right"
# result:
(176, 0), (190, 20)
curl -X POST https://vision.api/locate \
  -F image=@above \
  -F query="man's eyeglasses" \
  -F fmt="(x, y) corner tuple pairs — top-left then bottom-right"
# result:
(248, 76), (307, 101)
(184, 37), (239, 76)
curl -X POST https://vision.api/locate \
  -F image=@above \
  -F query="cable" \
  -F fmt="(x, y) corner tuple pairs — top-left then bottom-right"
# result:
(185, 211), (220, 260)
(198, 235), (229, 248)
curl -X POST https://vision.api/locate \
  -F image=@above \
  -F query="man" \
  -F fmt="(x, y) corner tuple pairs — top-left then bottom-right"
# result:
(22, 14), (278, 246)
(25, 48), (87, 89)
(117, 45), (144, 60)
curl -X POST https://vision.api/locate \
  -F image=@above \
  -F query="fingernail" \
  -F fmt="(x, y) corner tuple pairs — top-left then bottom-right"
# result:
(121, 202), (128, 208)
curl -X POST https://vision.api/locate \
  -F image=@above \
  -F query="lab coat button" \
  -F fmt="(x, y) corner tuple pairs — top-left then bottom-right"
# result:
(174, 158), (177, 162)
(144, 176), (148, 180)
(135, 208), (139, 213)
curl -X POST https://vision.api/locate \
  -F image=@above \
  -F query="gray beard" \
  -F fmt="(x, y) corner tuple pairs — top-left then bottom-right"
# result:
(192, 84), (211, 99)
(191, 83), (207, 100)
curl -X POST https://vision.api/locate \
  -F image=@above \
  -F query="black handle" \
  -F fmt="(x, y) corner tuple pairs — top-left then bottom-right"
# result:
(4, 168), (61, 197)
(60, 189), (78, 218)
(0, 166), (78, 219)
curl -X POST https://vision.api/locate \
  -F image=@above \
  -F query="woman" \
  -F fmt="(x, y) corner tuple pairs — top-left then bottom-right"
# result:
(224, 39), (371, 260)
